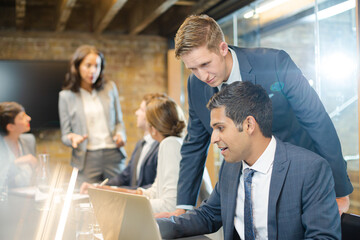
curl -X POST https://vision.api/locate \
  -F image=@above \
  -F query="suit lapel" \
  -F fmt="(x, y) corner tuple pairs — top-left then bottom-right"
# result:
(137, 141), (158, 181)
(18, 135), (29, 155)
(201, 85), (218, 133)
(267, 139), (290, 240)
(204, 84), (218, 102)
(224, 161), (243, 238)
(75, 92), (87, 134)
(230, 46), (256, 84)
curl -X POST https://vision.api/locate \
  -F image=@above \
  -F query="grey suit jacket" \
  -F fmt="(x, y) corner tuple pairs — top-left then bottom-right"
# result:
(18, 133), (36, 156)
(58, 81), (126, 170)
(0, 133), (36, 188)
(158, 138), (341, 240)
(107, 140), (159, 188)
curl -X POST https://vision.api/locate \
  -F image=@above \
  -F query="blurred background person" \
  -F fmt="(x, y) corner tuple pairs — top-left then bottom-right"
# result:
(0, 102), (37, 188)
(80, 93), (164, 193)
(96, 95), (186, 213)
(59, 45), (126, 184)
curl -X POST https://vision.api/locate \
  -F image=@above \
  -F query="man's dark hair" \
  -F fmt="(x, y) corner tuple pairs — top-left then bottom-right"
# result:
(207, 81), (272, 138)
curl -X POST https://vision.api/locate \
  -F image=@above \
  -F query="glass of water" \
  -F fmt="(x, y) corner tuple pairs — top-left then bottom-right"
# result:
(36, 154), (50, 193)
(75, 203), (95, 240)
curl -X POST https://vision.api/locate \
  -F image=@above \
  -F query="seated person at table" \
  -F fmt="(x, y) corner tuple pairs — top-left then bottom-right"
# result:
(96, 95), (186, 213)
(0, 102), (37, 188)
(157, 82), (341, 240)
(80, 93), (163, 192)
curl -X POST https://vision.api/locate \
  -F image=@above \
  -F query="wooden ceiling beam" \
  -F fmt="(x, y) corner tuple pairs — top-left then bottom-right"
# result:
(175, 0), (196, 6)
(163, 0), (222, 37)
(56, 0), (77, 32)
(191, 0), (222, 15)
(129, 0), (178, 35)
(94, 0), (127, 34)
(15, 0), (26, 30)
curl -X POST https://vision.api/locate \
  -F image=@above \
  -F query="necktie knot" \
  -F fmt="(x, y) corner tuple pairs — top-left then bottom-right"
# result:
(243, 168), (255, 183)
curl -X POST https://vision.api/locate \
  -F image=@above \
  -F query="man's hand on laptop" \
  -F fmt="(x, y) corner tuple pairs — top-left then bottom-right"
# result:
(154, 208), (186, 218)
(80, 182), (93, 194)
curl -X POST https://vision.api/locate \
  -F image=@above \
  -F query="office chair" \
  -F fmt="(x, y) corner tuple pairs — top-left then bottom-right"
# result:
(341, 213), (360, 240)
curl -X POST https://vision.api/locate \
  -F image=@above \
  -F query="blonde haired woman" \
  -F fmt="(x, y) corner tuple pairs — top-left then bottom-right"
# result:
(97, 95), (186, 213)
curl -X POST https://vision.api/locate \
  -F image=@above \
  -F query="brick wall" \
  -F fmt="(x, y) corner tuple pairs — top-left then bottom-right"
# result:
(0, 31), (168, 166)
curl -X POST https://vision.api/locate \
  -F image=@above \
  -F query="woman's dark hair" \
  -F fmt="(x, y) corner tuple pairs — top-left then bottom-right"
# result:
(0, 102), (24, 135)
(62, 45), (105, 92)
(146, 96), (186, 138)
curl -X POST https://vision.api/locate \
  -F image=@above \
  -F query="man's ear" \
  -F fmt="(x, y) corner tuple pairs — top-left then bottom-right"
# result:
(6, 123), (14, 133)
(244, 116), (256, 134)
(219, 41), (228, 57)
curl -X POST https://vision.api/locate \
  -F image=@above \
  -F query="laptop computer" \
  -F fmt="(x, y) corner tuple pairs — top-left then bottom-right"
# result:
(88, 187), (162, 240)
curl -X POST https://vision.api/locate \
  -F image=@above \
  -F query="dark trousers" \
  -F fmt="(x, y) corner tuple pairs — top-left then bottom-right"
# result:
(78, 148), (125, 184)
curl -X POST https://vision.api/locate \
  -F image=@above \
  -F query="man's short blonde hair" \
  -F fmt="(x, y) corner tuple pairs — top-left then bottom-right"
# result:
(175, 14), (225, 58)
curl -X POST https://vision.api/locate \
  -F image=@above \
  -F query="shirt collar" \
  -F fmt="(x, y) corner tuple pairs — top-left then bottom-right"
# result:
(79, 87), (96, 97)
(242, 136), (276, 175)
(218, 48), (242, 90)
(143, 134), (155, 144)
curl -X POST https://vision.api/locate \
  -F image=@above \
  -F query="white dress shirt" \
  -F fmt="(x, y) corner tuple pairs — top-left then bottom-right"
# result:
(234, 136), (276, 240)
(136, 134), (156, 180)
(80, 88), (116, 150)
(218, 48), (242, 91)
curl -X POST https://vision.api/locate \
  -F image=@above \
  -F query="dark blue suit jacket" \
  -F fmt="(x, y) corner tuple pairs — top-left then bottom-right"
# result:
(159, 139), (341, 240)
(107, 139), (159, 189)
(177, 47), (353, 206)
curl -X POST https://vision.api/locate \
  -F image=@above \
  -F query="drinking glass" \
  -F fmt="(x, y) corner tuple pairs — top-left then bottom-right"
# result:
(75, 203), (95, 240)
(36, 153), (50, 193)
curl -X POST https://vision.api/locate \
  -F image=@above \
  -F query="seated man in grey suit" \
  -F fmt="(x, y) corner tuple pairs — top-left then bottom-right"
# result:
(81, 93), (161, 192)
(157, 82), (341, 240)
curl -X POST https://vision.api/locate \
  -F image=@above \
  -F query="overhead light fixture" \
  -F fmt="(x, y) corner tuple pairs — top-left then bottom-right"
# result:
(244, 10), (255, 19)
(317, 0), (355, 20)
(243, 0), (291, 19)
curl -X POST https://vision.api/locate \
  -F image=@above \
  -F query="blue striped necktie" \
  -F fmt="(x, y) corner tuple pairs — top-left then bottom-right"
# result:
(243, 168), (256, 240)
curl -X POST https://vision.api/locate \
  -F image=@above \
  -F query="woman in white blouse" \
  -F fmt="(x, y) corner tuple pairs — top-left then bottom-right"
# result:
(58, 45), (126, 183)
(98, 95), (186, 213)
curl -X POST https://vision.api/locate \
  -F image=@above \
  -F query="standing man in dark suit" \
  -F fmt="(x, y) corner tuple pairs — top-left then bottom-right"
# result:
(159, 14), (352, 217)
(80, 94), (161, 193)
(157, 81), (341, 240)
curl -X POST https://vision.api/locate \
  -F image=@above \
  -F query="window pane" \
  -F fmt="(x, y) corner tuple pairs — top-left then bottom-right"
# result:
(218, 0), (359, 214)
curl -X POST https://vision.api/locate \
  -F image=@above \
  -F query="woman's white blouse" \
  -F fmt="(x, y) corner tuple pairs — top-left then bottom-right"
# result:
(141, 136), (183, 213)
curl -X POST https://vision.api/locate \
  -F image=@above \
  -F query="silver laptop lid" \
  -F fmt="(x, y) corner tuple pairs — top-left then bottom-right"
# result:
(88, 187), (162, 240)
